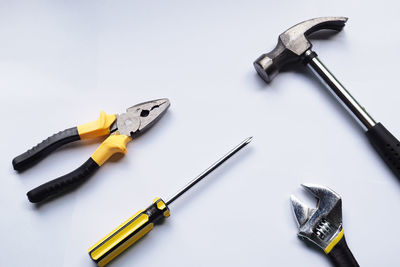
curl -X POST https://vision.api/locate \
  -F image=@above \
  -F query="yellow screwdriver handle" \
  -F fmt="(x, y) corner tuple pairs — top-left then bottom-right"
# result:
(88, 198), (170, 267)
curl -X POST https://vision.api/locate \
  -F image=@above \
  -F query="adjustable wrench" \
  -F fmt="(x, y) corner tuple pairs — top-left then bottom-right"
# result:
(291, 184), (359, 267)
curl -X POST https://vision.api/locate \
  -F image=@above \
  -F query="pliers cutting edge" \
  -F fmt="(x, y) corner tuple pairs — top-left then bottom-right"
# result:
(12, 98), (170, 203)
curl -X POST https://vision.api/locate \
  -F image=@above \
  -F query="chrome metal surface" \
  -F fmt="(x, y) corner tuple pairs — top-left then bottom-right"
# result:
(291, 184), (343, 251)
(253, 16), (377, 130)
(166, 137), (252, 206)
(306, 51), (376, 130)
(117, 98), (170, 137)
(254, 16), (348, 82)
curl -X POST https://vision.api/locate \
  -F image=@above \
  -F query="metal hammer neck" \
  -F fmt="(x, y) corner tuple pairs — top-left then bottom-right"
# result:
(303, 50), (376, 131)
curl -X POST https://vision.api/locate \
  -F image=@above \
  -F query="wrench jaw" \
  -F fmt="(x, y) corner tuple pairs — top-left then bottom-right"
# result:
(291, 184), (343, 252)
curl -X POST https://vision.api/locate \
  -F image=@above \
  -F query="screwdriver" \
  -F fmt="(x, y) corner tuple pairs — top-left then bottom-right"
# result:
(88, 137), (252, 266)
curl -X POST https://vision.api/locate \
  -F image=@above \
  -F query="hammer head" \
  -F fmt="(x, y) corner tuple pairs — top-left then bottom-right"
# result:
(254, 16), (348, 82)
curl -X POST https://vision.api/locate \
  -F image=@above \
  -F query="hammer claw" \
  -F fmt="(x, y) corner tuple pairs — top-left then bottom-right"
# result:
(288, 16), (348, 38)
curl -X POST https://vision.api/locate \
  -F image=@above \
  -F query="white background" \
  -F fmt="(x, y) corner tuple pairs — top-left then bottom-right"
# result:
(1, 1), (399, 266)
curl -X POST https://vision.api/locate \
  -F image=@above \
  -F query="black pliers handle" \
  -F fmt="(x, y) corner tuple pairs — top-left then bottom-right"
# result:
(13, 98), (170, 203)
(13, 111), (118, 171)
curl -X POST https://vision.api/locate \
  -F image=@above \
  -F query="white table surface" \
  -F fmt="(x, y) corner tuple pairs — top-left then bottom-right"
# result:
(1, 1), (399, 266)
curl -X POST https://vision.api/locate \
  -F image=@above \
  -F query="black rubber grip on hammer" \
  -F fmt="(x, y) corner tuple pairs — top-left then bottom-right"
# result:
(12, 127), (81, 171)
(366, 123), (400, 180)
(327, 236), (359, 267)
(26, 158), (99, 203)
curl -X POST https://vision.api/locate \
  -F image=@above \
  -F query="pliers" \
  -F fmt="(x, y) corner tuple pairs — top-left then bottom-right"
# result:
(291, 184), (359, 267)
(12, 98), (170, 203)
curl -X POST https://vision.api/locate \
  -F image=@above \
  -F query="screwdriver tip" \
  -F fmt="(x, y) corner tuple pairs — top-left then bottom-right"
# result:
(244, 136), (253, 144)
(165, 136), (252, 206)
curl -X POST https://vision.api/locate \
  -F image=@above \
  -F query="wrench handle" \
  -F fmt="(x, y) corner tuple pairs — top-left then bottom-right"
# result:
(366, 123), (400, 181)
(327, 235), (359, 267)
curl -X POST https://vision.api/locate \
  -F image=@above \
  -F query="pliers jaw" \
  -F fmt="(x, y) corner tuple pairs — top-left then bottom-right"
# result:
(291, 184), (343, 252)
(114, 98), (170, 138)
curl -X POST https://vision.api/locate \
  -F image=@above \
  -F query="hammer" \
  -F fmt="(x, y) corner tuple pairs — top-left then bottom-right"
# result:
(254, 16), (400, 182)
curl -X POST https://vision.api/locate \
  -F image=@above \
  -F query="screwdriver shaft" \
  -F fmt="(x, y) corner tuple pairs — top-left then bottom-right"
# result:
(165, 137), (252, 205)
(89, 137), (252, 266)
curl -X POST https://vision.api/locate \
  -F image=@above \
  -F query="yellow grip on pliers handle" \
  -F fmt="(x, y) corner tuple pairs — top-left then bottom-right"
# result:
(76, 111), (132, 166)
(77, 111), (116, 140)
(20, 110), (131, 203)
(91, 134), (132, 166)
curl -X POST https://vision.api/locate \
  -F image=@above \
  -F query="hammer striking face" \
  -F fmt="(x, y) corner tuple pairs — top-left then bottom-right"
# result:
(254, 16), (400, 183)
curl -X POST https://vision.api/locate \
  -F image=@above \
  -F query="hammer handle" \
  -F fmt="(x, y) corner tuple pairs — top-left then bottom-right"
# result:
(327, 235), (359, 267)
(366, 123), (400, 181)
